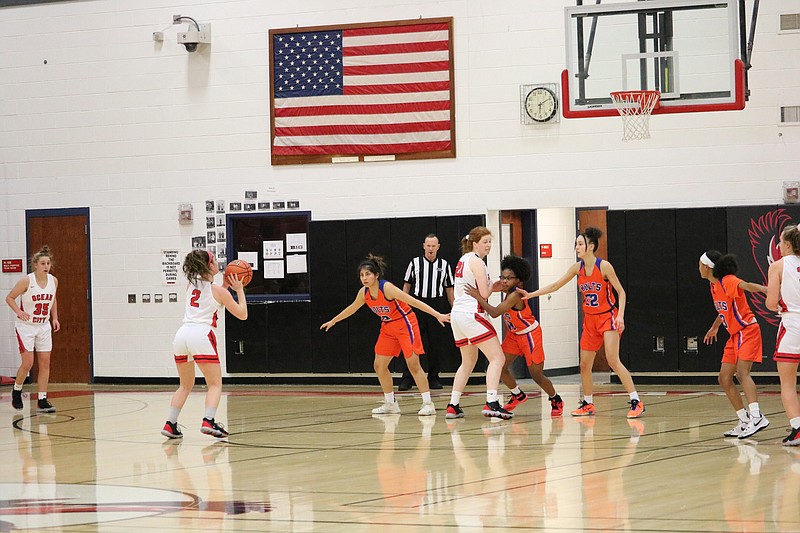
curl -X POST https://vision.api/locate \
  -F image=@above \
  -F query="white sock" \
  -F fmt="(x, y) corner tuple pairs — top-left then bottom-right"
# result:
(168, 406), (181, 424)
(421, 392), (431, 404)
(748, 402), (761, 419)
(584, 395), (593, 405)
(487, 390), (498, 403)
(13, 383), (23, 391)
(449, 391), (462, 405)
(791, 417), (800, 429)
(629, 391), (640, 402)
(38, 392), (47, 400)
(510, 387), (521, 395)
(737, 408), (749, 423)
(384, 393), (395, 404)
(204, 407), (217, 420)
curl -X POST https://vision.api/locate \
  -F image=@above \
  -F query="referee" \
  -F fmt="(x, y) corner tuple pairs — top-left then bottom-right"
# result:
(398, 234), (454, 390)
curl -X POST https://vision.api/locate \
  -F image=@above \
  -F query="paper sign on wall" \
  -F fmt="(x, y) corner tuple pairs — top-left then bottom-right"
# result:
(286, 254), (307, 274)
(237, 251), (259, 270)
(161, 249), (181, 285)
(263, 240), (284, 259)
(264, 260), (284, 279)
(286, 233), (307, 253)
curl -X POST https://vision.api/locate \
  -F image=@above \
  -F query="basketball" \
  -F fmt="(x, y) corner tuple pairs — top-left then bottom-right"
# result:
(224, 259), (253, 286)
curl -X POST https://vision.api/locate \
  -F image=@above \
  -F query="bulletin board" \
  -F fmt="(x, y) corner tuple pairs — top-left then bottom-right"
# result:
(226, 211), (311, 301)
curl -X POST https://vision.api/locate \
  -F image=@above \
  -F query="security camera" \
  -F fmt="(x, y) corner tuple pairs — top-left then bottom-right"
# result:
(183, 41), (198, 53)
(176, 25), (211, 53)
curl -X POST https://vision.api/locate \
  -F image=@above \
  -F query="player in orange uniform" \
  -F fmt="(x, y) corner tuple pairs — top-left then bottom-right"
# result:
(465, 255), (564, 416)
(321, 254), (450, 415)
(699, 250), (769, 439)
(517, 227), (644, 418)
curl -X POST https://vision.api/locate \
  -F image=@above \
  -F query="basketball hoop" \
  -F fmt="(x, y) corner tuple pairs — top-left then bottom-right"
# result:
(609, 90), (661, 141)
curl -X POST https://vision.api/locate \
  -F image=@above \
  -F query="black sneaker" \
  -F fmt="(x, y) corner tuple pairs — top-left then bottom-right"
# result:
(783, 426), (800, 447)
(445, 403), (464, 419)
(37, 398), (56, 413)
(482, 401), (514, 420)
(398, 376), (414, 392)
(201, 418), (229, 438)
(161, 420), (184, 439)
(11, 390), (23, 410)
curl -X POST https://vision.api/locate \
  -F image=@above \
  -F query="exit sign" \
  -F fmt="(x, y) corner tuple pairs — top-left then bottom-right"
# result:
(2, 259), (23, 273)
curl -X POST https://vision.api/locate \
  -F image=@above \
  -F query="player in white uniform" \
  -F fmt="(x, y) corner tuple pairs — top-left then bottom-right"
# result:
(447, 226), (512, 420)
(767, 224), (800, 446)
(161, 249), (248, 440)
(5, 245), (59, 413)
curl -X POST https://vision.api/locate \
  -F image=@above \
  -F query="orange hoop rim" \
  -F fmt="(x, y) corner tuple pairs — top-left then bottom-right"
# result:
(610, 90), (661, 109)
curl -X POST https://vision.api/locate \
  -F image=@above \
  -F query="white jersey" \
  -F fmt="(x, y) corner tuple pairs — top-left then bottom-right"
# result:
(183, 280), (221, 327)
(452, 252), (489, 314)
(781, 255), (800, 314)
(17, 273), (57, 326)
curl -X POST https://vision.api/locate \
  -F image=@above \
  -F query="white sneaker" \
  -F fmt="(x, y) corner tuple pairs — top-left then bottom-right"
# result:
(418, 402), (436, 416)
(723, 420), (747, 438)
(372, 401), (401, 415)
(739, 415), (770, 439)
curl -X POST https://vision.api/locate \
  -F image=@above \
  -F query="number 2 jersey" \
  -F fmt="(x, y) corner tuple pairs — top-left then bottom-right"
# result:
(364, 279), (414, 322)
(577, 258), (616, 315)
(184, 279), (221, 328)
(16, 273), (57, 325)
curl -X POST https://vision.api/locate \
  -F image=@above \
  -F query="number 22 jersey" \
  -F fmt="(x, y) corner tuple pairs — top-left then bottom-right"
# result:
(577, 258), (615, 315)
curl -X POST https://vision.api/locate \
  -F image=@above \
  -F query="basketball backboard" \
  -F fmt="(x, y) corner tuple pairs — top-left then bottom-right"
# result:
(563, 0), (746, 118)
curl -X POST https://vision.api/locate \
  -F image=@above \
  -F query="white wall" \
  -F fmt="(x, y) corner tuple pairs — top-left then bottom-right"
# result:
(1, 0), (798, 378)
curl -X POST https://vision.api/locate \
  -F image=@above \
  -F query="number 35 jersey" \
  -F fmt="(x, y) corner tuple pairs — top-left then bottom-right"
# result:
(17, 273), (57, 325)
(577, 258), (616, 315)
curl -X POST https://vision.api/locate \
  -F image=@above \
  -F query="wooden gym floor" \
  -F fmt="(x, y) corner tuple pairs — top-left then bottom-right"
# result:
(1, 380), (798, 532)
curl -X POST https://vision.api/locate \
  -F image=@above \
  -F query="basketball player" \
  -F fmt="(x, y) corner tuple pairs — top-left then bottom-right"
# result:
(465, 255), (564, 416)
(161, 249), (247, 439)
(5, 245), (59, 412)
(447, 226), (513, 420)
(766, 225), (800, 446)
(320, 254), (449, 416)
(517, 227), (645, 418)
(699, 250), (769, 439)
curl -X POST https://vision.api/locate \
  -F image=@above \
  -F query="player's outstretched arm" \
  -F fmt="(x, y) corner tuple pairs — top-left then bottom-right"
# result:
(385, 281), (450, 326)
(321, 290), (366, 331)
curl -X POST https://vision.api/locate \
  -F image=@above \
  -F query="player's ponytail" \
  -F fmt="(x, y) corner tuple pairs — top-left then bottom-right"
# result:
(183, 249), (213, 284)
(358, 254), (386, 278)
(581, 227), (603, 253)
(462, 226), (491, 254)
(782, 225), (800, 254)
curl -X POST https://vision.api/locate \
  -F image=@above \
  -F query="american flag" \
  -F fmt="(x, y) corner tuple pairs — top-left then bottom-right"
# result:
(269, 18), (455, 165)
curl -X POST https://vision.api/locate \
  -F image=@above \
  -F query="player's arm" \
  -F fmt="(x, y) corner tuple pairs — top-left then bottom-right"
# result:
(320, 289), (366, 331)
(704, 316), (724, 344)
(464, 285), (518, 318)
(468, 255), (492, 299)
(739, 280), (768, 294)
(50, 278), (60, 332)
(766, 259), (784, 312)
(212, 274), (248, 320)
(384, 282), (450, 326)
(5, 276), (31, 321)
(602, 260), (626, 332)
(516, 262), (580, 300)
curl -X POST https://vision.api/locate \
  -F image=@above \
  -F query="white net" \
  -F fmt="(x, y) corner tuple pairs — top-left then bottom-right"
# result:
(609, 90), (661, 141)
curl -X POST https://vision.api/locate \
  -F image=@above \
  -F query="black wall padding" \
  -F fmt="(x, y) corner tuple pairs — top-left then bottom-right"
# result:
(225, 305), (268, 373)
(268, 302), (312, 372)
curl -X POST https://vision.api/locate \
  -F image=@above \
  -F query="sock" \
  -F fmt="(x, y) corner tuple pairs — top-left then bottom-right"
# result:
(168, 406), (181, 424)
(748, 402), (761, 419)
(737, 408), (749, 423)
(487, 390), (498, 403)
(421, 392), (431, 404)
(13, 383), (23, 391)
(204, 407), (217, 420)
(791, 417), (800, 430)
(584, 395), (593, 405)
(549, 394), (560, 401)
(384, 393), (395, 404)
(629, 391), (640, 402)
(449, 391), (462, 405)
(38, 392), (47, 400)
(510, 387), (521, 395)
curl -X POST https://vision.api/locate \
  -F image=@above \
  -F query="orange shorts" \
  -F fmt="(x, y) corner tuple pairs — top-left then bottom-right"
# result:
(580, 309), (620, 352)
(722, 324), (762, 365)
(501, 326), (545, 366)
(374, 316), (424, 358)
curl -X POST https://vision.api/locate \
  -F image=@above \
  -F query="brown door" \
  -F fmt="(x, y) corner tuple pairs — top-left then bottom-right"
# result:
(578, 209), (610, 372)
(27, 209), (92, 383)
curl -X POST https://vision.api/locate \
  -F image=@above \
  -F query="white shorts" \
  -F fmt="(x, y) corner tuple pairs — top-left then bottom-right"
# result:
(775, 314), (800, 363)
(172, 323), (220, 364)
(15, 321), (53, 353)
(451, 311), (497, 347)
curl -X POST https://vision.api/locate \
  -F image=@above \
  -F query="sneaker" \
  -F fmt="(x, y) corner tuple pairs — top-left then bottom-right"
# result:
(397, 377), (413, 392)
(482, 401), (514, 420)
(723, 420), (747, 438)
(372, 401), (401, 415)
(445, 403), (464, 419)
(502, 390), (528, 412)
(11, 390), (23, 410)
(550, 395), (564, 417)
(201, 418), (229, 438)
(417, 402), (436, 416)
(783, 426), (800, 447)
(37, 398), (56, 413)
(571, 400), (595, 417)
(739, 415), (769, 439)
(161, 420), (184, 439)
(627, 399), (645, 419)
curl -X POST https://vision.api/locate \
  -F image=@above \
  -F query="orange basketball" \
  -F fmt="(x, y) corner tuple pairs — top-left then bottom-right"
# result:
(224, 259), (253, 286)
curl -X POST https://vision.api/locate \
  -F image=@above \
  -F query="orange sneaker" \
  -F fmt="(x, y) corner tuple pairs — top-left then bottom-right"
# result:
(550, 395), (564, 417)
(502, 390), (528, 412)
(571, 400), (595, 417)
(627, 399), (645, 418)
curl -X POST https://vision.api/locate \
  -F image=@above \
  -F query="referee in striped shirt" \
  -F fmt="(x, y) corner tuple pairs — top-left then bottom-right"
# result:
(398, 234), (455, 391)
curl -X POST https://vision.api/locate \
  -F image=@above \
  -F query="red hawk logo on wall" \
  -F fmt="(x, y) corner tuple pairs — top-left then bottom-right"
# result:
(748, 208), (792, 326)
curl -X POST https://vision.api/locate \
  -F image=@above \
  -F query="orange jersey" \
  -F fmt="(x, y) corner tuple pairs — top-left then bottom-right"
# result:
(577, 258), (616, 315)
(364, 279), (414, 322)
(709, 275), (757, 335)
(502, 297), (539, 333)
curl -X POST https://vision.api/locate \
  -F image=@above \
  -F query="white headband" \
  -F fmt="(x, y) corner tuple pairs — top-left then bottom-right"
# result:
(700, 253), (715, 268)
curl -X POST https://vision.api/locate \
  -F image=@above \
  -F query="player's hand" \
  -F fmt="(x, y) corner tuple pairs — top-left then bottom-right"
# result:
(490, 279), (504, 292)
(16, 311), (30, 321)
(52, 319), (60, 332)
(226, 273), (244, 291)
(464, 285), (481, 300)
(437, 313), (451, 326)
(515, 288), (534, 299)
(320, 320), (335, 331)
(615, 315), (625, 334)
(703, 328), (717, 344)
